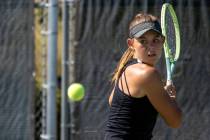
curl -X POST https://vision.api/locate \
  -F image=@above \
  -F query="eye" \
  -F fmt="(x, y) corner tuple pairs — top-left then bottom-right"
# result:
(139, 39), (147, 45)
(154, 39), (160, 43)
(153, 38), (162, 43)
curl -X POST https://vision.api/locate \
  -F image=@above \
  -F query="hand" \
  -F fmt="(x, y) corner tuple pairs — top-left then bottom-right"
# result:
(164, 80), (176, 99)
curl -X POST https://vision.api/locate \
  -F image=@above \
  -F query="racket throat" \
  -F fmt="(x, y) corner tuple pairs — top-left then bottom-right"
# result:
(166, 58), (172, 81)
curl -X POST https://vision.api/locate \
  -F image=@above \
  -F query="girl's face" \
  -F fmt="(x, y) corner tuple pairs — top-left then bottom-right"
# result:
(129, 30), (164, 66)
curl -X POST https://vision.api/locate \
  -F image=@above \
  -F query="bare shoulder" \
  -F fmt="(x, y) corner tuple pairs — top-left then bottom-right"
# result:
(137, 64), (163, 95)
(141, 65), (160, 79)
(120, 63), (161, 97)
(126, 63), (161, 85)
(142, 66), (162, 86)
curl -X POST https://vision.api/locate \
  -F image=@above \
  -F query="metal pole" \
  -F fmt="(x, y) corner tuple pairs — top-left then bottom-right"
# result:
(39, 1), (48, 138)
(69, 0), (78, 139)
(46, 0), (58, 139)
(61, 0), (70, 140)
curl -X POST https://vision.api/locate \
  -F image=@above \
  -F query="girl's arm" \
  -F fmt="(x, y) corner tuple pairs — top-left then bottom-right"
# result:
(140, 68), (182, 128)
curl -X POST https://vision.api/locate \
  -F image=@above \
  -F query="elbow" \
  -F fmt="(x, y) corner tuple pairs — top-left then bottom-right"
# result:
(166, 111), (182, 128)
(168, 110), (182, 128)
(169, 118), (182, 128)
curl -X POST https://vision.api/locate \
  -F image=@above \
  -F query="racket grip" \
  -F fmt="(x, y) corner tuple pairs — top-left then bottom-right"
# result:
(166, 80), (173, 86)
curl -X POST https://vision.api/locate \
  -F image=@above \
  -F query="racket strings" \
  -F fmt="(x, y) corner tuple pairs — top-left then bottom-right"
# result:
(165, 9), (176, 60)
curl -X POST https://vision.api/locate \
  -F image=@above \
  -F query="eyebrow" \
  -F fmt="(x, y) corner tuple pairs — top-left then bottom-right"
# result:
(138, 34), (161, 39)
(138, 36), (146, 39)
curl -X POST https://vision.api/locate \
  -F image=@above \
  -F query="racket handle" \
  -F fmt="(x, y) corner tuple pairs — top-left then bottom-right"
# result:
(166, 80), (173, 86)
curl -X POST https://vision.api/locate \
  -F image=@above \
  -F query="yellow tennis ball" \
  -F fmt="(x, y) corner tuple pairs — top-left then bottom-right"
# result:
(68, 83), (85, 101)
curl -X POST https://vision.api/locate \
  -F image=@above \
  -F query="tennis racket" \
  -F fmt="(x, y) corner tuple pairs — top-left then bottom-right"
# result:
(161, 3), (181, 85)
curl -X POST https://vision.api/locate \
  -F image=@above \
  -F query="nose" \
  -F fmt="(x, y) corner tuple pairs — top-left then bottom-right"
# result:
(147, 43), (156, 51)
(146, 42), (156, 54)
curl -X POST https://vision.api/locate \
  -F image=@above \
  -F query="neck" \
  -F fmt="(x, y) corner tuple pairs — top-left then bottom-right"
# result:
(136, 58), (142, 63)
(133, 56), (143, 63)
(132, 57), (155, 67)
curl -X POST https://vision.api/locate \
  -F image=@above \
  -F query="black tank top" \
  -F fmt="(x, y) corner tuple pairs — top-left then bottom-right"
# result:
(105, 59), (158, 140)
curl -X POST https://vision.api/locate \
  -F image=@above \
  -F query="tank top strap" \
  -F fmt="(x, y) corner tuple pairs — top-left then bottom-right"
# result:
(115, 58), (139, 97)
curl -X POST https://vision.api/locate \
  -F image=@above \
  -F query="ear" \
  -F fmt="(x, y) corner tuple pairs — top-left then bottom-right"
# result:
(127, 38), (134, 47)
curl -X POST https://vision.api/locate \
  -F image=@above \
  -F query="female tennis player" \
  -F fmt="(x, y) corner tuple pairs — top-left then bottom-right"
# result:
(105, 12), (182, 140)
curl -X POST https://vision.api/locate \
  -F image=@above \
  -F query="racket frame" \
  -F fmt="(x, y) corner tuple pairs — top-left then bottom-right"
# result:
(161, 3), (181, 82)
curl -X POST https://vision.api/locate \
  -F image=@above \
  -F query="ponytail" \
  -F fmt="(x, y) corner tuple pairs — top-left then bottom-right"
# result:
(111, 47), (134, 83)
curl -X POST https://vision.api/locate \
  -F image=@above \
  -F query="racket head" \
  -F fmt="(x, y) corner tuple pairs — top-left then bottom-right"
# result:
(161, 3), (181, 63)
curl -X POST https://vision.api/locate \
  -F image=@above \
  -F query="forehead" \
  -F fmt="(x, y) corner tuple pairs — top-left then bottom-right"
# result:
(138, 30), (161, 39)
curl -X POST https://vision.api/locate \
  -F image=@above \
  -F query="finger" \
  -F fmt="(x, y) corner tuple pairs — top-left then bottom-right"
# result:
(170, 95), (176, 99)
